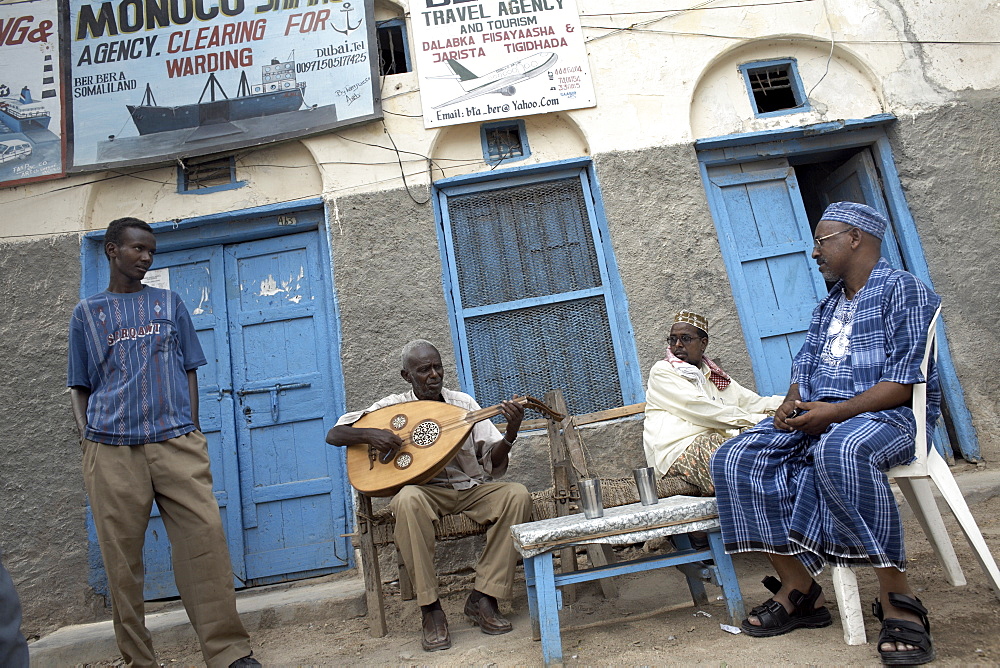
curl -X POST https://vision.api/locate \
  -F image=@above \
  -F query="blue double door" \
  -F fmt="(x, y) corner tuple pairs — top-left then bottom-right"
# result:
(139, 231), (350, 598)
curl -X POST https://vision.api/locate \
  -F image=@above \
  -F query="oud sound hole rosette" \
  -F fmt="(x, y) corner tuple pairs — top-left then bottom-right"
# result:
(394, 452), (413, 469)
(410, 420), (440, 447)
(390, 414), (407, 430)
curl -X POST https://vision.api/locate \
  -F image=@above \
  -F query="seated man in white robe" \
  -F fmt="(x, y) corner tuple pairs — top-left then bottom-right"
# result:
(643, 309), (782, 496)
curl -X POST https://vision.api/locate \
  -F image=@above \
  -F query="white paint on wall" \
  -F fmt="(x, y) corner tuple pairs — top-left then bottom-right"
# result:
(0, 0), (997, 230)
(258, 267), (305, 300)
(259, 275), (283, 297)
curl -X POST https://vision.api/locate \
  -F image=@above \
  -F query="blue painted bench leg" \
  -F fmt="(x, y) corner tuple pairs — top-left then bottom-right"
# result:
(534, 552), (563, 666)
(707, 529), (745, 625)
(524, 555), (541, 641)
(672, 533), (709, 606)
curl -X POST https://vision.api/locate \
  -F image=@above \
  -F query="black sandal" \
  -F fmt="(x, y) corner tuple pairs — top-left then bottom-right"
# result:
(740, 575), (833, 637)
(873, 593), (934, 666)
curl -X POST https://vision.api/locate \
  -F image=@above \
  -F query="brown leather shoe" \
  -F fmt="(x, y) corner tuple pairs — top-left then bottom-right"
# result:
(421, 608), (451, 651)
(464, 593), (513, 635)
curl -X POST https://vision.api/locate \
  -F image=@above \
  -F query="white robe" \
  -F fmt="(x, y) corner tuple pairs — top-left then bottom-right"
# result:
(642, 359), (783, 476)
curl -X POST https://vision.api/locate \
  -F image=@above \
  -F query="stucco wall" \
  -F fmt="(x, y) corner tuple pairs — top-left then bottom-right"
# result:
(0, 0), (993, 642)
(0, 233), (106, 637)
(593, 147), (761, 393)
(888, 91), (1000, 461)
(328, 188), (455, 410)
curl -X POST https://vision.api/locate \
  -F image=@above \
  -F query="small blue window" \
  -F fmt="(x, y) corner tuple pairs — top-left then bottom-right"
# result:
(377, 18), (411, 75)
(739, 58), (810, 118)
(177, 155), (245, 194)
(480, 120), (530, 165)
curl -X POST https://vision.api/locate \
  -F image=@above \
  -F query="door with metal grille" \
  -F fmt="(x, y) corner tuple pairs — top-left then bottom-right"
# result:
(437, 166), (641, 415)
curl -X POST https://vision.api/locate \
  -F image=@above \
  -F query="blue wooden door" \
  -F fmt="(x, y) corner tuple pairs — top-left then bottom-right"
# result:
(817, 150), (954, 454)
(818, 149), (905, 269)
(130, 230), (349, 598)
(138, 245), (246, 598)
(225, 233), (351, 582)
(705, 161), (830, 396)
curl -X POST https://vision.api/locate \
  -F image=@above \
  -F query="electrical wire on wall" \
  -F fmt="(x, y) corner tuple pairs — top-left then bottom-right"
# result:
(583, 0), (720, 44)
(381, 120), (430, 205)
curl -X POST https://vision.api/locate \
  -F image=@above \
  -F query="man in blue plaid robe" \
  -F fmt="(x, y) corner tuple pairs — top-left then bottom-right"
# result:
(711, 202), (939, 666)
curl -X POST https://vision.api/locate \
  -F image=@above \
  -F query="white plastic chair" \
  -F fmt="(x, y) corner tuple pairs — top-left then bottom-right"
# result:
(832, 307), (1000, 644)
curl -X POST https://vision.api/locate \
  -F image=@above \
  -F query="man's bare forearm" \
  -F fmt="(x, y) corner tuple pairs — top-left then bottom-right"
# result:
(69, 386), (90, 439)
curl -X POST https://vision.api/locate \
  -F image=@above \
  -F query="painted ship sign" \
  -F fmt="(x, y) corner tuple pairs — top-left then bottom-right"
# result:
(411, 0), (596, 128)
(66, 0), (381, 171)
(0, 0), (65, 188)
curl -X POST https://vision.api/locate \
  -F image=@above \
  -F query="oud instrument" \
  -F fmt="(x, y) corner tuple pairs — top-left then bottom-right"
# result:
(345, 395), (564, 497)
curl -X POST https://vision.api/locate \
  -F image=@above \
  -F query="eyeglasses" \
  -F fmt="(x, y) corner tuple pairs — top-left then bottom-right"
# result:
(668, 335), (701, 346)
(813, 228), (853, 249)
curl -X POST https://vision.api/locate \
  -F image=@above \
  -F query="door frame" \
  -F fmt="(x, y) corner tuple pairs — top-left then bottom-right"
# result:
(79, 198), (354, 595)
(695, 114), (980, 461)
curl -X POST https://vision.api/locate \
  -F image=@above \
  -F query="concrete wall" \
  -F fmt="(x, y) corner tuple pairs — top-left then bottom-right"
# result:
(327, 187), (454, 410)
(0, 0), (997, 638)
(0, 234), (106, 637)
(888, 91), (1000, 456)
(593, 147), (759, 391)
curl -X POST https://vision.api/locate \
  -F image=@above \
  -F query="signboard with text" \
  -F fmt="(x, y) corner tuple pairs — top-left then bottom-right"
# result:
(65, 0), (381, 171)
(0, 0), (65, 188)
(410, 0), (596, 128)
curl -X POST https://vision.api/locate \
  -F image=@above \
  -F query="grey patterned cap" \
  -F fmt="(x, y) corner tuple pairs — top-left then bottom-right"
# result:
(820, 201), (888, 240)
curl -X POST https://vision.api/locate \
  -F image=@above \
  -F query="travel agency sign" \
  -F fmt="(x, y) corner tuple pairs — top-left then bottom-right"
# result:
(410, 0), (596, 129)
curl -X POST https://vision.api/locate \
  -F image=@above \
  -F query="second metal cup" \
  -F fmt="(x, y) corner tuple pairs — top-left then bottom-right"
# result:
(633, 466), (658, 506)
(579, 478), (604, 519)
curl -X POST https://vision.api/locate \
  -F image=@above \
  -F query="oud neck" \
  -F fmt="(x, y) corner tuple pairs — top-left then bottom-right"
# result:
(463, 395), (563, 425)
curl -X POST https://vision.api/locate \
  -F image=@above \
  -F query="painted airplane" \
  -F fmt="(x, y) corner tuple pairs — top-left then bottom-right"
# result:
(431, 52), (558, 109)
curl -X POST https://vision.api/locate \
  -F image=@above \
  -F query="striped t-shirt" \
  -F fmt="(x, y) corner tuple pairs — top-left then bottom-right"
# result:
(67, 286), (206, 446)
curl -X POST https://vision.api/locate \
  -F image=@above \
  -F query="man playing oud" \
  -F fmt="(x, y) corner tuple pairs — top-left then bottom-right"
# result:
(326, 340), (532, 652)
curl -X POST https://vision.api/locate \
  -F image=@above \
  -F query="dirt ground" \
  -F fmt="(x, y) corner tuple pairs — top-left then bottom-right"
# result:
(82, 468), (999, 667)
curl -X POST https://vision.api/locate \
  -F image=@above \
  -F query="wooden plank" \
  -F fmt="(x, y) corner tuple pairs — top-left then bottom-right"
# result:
(355, 494), (388, 637)
(584, 544), (619, 598)
(501, 402), (646, 433)
(563, 416), (589, 479)
(576, 402), (646, 424)
(545, 389), (578, 605)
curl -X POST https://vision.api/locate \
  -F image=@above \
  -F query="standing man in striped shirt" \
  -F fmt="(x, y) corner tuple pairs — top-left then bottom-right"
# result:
(68, 218), (259, 668)
(711, 202), (939, 666)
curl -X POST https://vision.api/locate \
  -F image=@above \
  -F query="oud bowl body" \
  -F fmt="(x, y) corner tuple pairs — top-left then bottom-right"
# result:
(345, 400), (473, 497)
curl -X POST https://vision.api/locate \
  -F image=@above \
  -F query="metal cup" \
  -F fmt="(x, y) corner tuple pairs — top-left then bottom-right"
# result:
(633, 466), (658, 506)
(578, 478), (604, 519)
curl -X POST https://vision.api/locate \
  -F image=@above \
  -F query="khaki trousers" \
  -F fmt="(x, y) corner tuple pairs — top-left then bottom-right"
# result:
(390, 482), (532, 606)
(83, 431), (251, 668)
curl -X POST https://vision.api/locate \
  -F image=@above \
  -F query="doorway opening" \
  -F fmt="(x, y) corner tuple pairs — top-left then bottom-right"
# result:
(696, 117), (979, 462)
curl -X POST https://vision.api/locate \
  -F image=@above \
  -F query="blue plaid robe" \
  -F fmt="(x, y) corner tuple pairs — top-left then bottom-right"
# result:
(711, 259), (941, 573)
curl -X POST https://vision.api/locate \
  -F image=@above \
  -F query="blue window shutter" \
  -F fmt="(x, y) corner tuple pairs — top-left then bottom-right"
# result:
(438, 166), (634, 416)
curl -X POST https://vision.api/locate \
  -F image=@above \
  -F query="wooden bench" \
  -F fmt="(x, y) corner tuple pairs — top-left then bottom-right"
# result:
(350, 392), (699, 637)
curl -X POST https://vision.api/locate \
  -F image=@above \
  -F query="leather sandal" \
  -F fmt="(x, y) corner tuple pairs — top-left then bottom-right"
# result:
(873, 593), (934, 666)
(740, 575), (833, 637)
